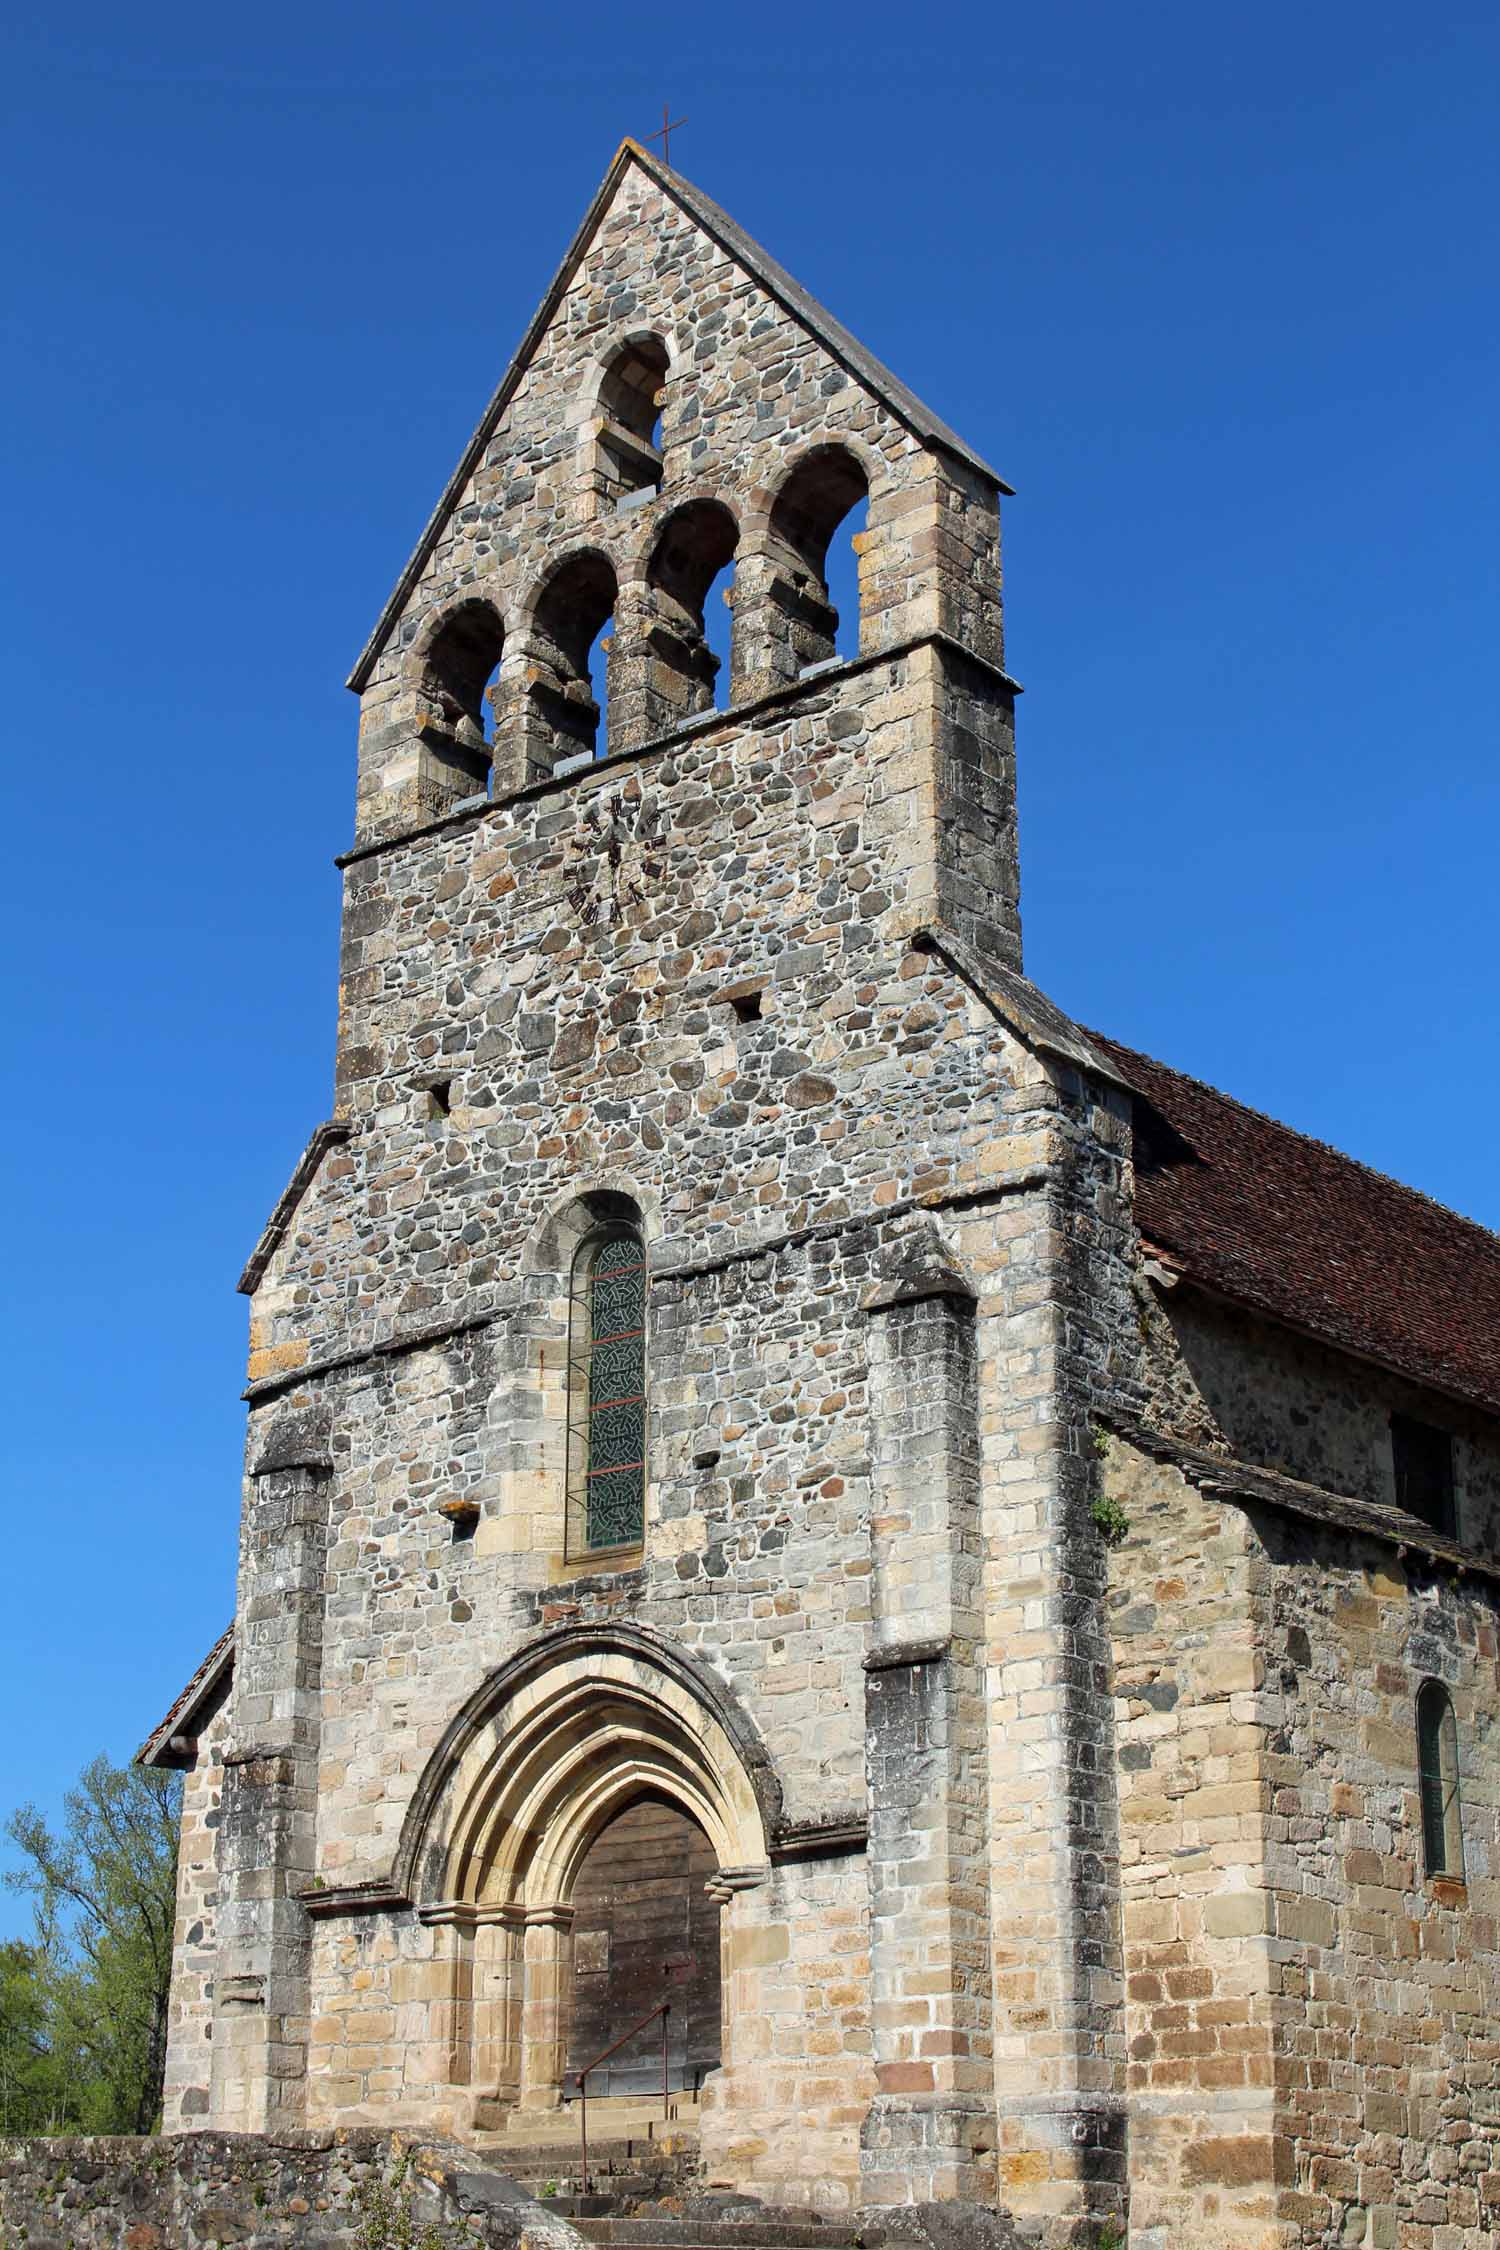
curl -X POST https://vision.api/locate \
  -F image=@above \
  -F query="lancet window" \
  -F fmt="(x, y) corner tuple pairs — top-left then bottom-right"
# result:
(1417, 1679), (1464, 1881)
(566, 1226), (647, 1556)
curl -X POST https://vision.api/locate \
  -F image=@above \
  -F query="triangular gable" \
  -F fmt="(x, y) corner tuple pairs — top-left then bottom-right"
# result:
(137, 1626), (234, 1769)
(238, 1117), (353, 1296)
(347, 140), (1010, 695)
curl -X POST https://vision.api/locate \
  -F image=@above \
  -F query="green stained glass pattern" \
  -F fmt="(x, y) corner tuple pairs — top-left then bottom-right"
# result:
(566, 1227), (646, 1555)
(589, 1395), (645, 1475)
(591, 1331), (641, 1406)
(591, 1253), (642, 1341)
(587, 1467), (646, 1550)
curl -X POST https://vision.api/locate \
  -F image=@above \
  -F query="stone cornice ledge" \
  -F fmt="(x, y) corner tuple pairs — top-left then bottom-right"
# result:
(902, 924), (1133, 1093)
(768, 1814), (868, 1863)
(243, 1308), (494, 1406)
(298, 1818), (868, 1917)
(337, 632), (1022, 869)
(863, 1636), (951, 1671)
(1105, 1411), (1500, 1586)
(300, 1880), (412, 1921)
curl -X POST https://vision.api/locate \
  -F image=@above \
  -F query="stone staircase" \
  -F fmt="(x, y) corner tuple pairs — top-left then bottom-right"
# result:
(567, 2224), (853, 2250)
(466, 2101), (880, 2250)
(472, 2091), (703, 2200)
(463, 2105), (1025, 2250)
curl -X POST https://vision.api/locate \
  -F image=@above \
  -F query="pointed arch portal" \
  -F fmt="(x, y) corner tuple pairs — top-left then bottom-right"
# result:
(400, 1630), (772, 2120)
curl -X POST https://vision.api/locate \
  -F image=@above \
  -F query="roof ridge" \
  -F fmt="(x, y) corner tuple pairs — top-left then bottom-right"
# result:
(1089, 1024), (1500, 1250)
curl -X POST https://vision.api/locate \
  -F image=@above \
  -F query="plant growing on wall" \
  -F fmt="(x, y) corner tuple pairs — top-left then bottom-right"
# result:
(354, 2148), (481, 2249)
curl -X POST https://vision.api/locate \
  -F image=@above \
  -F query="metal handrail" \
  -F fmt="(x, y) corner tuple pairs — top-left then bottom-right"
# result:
(570, 2000), (671, 2193)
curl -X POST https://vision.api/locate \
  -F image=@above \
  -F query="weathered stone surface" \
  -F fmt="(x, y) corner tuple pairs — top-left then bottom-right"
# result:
(0, 2131), (584, 2249)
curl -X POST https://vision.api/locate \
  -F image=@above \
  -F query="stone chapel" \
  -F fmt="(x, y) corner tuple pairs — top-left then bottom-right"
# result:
(141, 143), (1500, 2250)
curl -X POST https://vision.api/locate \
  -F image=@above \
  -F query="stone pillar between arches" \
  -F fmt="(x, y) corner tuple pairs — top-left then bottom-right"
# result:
(518, 1907), (575, 2112)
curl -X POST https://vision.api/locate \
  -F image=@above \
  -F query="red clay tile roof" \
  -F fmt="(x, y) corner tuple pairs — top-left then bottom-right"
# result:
(1089, 1032), (1500, 1419)
(136, 1625), (234, 1769)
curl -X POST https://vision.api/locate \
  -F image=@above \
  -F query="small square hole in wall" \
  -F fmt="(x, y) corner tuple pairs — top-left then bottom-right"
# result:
(423, 1080), (452, 1121)
(729, 990), (763, 1025)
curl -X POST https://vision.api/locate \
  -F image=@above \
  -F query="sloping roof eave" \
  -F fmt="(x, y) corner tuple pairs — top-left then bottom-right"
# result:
(136, 1627), (234, 1770)
(239, 1118), (353, 1297)
(1095, 1029), (1500, 1420)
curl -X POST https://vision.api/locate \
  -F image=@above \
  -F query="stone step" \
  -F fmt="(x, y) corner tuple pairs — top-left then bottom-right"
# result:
(571, 2227), (849, 2250)
(476, 2107), (700, 2157)
(473, 2131), (699, 2163)
(471, 2141), (687, 2171)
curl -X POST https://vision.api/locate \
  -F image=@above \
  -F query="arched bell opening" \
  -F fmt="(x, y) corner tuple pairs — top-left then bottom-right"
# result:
(611, 499), (740, 748)
(649, 498), (740, 713)
(510, 550), (619, 780)
(594, 335), (670, 508)
(767, 444), (870, 672)
(415, 598), (506, 795)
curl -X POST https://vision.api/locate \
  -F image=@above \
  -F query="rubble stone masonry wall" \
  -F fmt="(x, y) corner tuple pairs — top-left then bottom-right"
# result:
(0, 2129), (581, 2249)
(198, 136), (1060, 2202)
(1141, 1288), (1500, 1559)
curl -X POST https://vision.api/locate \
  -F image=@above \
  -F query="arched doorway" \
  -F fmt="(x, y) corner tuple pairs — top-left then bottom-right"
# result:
(399, 1631), (773, 2124)
(567, 1795), (722, 2095)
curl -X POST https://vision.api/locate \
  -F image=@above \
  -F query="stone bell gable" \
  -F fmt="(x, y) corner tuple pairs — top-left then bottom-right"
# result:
(346, 141), (1014, 930)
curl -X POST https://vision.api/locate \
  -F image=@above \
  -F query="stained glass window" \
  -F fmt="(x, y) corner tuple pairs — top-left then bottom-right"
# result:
(567, 1228), (646, 1555)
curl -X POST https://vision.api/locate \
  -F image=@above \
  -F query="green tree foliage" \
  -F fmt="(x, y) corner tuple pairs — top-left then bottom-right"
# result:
(0, 1938), (70, 2132)
(3, 1755), (182, 2135)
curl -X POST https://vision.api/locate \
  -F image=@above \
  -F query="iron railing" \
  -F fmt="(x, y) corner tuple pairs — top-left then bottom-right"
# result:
(569, 2000), (671, 2193)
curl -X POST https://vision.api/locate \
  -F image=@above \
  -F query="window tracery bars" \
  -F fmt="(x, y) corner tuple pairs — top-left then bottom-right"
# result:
(1417, 1680), (1464, 1881)
(566, 1228), (647, 1556)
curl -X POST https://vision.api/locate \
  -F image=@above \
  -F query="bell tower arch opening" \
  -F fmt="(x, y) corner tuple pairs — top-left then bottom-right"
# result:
(767, 444), (870, 672)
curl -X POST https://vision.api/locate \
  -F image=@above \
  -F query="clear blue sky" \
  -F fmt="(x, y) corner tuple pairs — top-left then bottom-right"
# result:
(3, 0), (1497, 1925)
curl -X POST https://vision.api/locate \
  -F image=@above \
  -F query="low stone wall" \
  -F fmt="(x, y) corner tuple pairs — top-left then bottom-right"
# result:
(0, 2128), (582, 2249)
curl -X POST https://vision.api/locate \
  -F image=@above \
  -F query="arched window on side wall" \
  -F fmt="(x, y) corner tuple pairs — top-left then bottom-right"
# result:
(1417, 1680), (1464, 1881)
(566, 1225), (647, 1558)
(768, 445), (871, 673)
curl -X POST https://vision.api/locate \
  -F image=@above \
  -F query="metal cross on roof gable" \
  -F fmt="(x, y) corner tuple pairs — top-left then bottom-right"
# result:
(645, 104), (687, 166)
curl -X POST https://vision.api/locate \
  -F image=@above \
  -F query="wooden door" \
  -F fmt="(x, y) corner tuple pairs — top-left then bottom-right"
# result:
(566, 1796), (722, 2094)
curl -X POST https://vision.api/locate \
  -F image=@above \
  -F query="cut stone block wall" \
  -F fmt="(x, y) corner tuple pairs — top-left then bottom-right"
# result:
(1256, 1509), (1500, 2250)
(1103, 1436), (1280, 2250)
(1103, 1427), (1500, 2250)
(162, 1691), (230, 2133)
